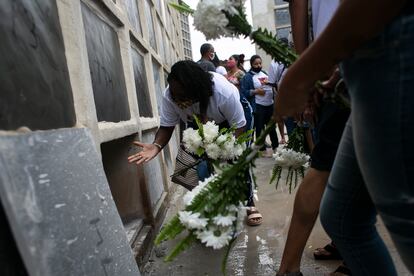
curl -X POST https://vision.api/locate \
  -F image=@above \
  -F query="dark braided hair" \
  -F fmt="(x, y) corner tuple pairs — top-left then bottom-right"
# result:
(167, 60), (213, 120)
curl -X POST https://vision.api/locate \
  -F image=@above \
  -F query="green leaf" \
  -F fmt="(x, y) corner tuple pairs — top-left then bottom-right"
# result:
(196, 147), (205, 157)
(155, 216), (186, 245)
(221, 237), (237, 276)
(193, 115), (204, 138)
(168, 2), (194, 14)
(164, 233), (197, 262)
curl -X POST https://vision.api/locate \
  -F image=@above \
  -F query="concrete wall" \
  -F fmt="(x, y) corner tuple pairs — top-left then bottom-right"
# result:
(0, 0), (187, 267)
(251, 0), (291, 70)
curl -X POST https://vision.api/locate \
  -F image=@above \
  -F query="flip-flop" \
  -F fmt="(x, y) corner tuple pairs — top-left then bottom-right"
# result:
(246, 207), (263, 226)
(313, 243), (342, 260)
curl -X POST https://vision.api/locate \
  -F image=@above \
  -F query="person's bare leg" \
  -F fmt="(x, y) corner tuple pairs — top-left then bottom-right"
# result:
(277, 168), (329, 274)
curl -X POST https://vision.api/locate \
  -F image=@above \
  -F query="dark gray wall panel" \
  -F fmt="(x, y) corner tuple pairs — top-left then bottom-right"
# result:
(0, 0), (76, 131)
(81, 3), (130, 122)
(0, 128), (141, 276)
(131, 47), (152, 117)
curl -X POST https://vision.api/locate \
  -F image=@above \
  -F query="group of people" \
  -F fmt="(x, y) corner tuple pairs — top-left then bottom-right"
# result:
(198, 42), (288, 155)
(128, 0), (414, 275)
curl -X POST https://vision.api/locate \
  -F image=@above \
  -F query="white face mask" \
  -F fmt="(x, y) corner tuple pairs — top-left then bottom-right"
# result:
(209, 52), (215, 60)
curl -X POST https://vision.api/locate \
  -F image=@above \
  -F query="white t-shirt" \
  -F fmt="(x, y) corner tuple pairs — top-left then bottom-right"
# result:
(160, 72), (246, 128)
(268, 60), (285, 87)
(215, 66), (227, 76)
(311, 0), (339, 38)
(253, 71), (273, 106)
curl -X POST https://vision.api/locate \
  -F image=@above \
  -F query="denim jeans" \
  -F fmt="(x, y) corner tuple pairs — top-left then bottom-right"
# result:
(320, 12), (414, 275)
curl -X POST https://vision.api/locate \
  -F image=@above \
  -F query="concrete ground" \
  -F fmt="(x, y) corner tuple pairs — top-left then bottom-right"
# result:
(142, 155), (411, 276)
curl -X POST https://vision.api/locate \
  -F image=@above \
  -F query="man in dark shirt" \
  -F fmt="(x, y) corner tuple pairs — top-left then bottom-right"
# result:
(197, 43), (216, 72)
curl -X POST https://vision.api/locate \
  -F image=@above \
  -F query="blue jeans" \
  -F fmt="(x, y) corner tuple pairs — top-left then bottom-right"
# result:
(320, 12), (414, 275)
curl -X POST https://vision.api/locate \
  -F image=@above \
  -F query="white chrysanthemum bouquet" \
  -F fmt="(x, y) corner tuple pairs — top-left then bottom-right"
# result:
(182, 119), (247, 161)
(269, 127), (310, 192)
(179, 175), (246, 250)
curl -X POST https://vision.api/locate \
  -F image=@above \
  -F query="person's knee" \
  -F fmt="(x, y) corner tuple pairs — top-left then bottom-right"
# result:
(320, 195), (338, 239)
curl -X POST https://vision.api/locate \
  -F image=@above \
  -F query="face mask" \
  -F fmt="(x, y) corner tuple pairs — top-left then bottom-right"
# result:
(209, 52), (215, 60)
(251, 66), (262, 73)
(227, 60), (236, 68)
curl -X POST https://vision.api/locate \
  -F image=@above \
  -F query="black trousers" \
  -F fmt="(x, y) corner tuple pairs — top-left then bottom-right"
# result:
(254, 103), (279, 151)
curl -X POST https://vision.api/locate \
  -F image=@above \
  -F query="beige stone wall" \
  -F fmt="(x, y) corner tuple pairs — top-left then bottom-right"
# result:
(250, 0), (291, 70)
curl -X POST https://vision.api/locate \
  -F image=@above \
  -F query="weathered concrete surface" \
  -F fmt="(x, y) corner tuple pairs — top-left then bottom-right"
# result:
(143, 156), (411, 276)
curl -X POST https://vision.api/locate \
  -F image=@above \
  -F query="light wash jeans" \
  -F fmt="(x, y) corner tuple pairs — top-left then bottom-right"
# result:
(320, 10), (414, 275)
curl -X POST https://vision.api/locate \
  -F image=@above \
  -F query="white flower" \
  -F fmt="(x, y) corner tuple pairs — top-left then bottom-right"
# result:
(226, 204), (239, 212)
(196, 226), (233, 249)
(193, 1), (229, 40)
(179, 211), (208, 230)
(203, 121), (219, 143)
(216, 134), (228, 145)
(233, 143), (245, 158)
(220, 135), (238, 160)
(183, 174), (217, 206)
(273, 146), (309, 169)
(182, 128), (203, 153)
(213, 214), (237, 227)
(205, 142), (221, 159)
(193, 0), (245, 40)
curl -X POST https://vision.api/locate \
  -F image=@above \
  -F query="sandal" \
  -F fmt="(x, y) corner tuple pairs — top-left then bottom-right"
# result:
(313, 242), (342, 260)
(246, 207), (263, 226)
(329, 263), (352, 275)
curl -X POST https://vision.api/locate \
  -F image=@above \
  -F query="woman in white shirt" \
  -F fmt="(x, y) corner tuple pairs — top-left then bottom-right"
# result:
(128, 60), (246, 164)
(250, 55), (279, 156)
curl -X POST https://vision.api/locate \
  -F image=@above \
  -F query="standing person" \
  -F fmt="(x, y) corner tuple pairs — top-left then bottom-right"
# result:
(241, 55), (279, 157)
(277, 1), (414, 275)
(197, 43), (216, 72)
(226, 54), (262, 226)
(226, 55), (245, 90)
(226, 55), (251, 130)
(212, 53), (227, 76)
(275, 0), (352, 275)
(267, 58), (287, 144)
(238, 54), (246, 72)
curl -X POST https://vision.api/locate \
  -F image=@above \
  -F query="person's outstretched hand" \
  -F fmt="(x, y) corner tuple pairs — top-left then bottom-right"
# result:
(128, 142), (160, 165)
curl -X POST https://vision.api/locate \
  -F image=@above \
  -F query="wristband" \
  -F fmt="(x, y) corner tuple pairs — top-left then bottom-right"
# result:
(153, 142), (163, 150)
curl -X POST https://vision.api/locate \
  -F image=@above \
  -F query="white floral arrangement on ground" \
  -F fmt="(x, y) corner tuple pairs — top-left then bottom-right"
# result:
(182, 120), (247, 161)
(270, 127), (310, 192)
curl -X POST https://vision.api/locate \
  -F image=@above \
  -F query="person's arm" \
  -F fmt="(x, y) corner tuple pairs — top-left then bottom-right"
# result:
(128, 126), (175, 165)
(234, 126), (246, 138)
(241, 74), (265, 98)
(288, 0), (309, 54)
(276, 0), (407, 115)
